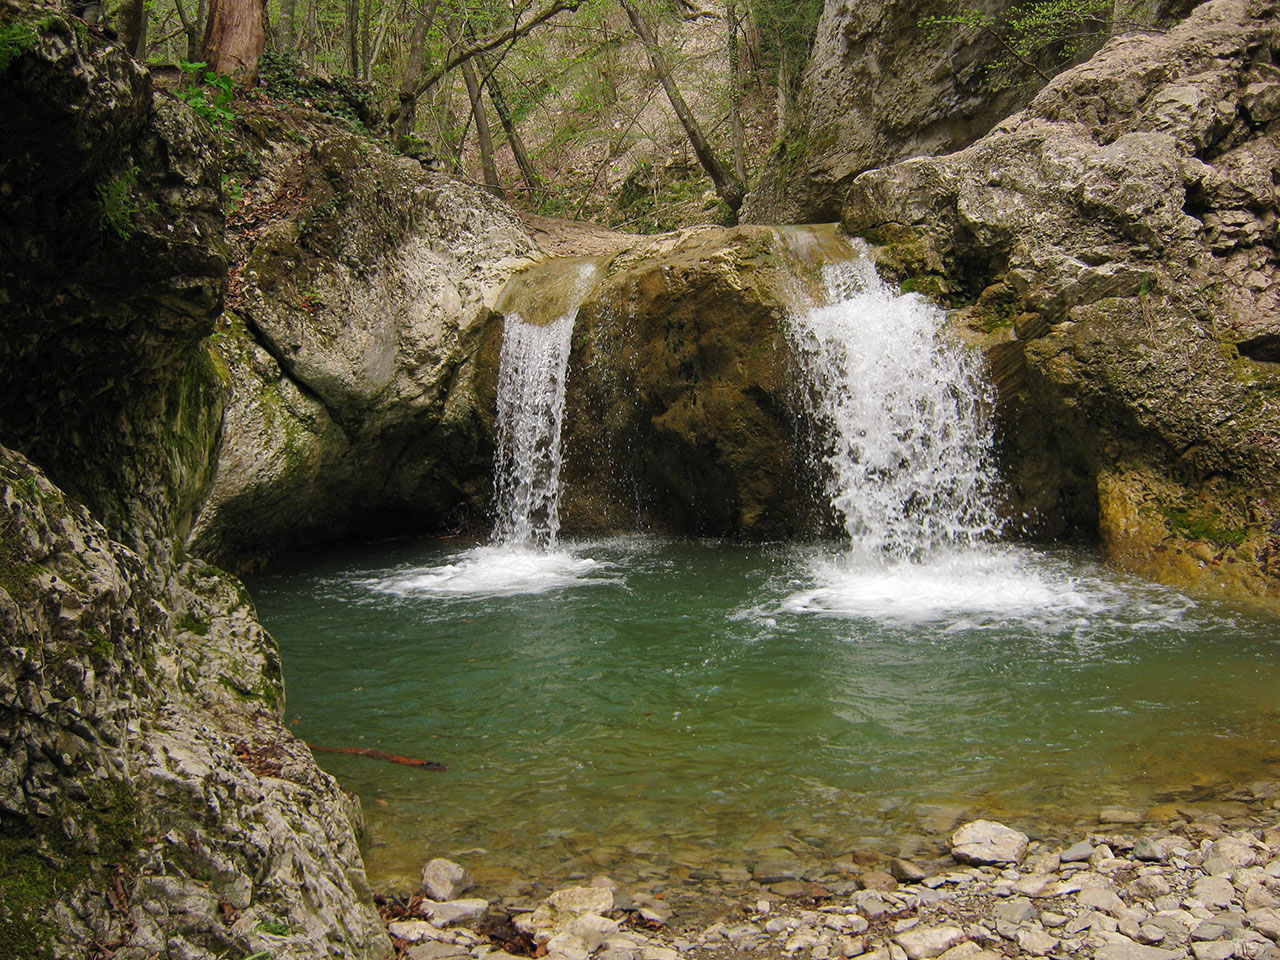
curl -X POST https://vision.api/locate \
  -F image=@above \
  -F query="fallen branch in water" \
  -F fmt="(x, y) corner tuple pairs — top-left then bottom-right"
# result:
(309, 745), (448, 771)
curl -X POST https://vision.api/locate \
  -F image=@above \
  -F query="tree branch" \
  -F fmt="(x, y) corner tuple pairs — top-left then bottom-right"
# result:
(410, 0), (586, 101)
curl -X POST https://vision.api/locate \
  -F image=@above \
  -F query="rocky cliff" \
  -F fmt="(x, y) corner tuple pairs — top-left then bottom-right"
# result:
(743, 0), (1199, 224)
(842, 0), (1280, 597)
(187, 104), (538, 569)
(0, 8), (391, 957)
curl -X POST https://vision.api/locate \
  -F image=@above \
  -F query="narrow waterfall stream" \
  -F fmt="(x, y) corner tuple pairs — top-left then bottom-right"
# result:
(248, 237), (1280, 894)
(492, 261), (598, 548)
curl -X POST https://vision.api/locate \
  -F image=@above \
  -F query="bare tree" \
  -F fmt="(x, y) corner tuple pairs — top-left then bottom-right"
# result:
(619, 0), (744, 211)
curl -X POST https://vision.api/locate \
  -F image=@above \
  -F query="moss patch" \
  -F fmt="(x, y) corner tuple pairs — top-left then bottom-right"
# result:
(0, 779), (139, 959)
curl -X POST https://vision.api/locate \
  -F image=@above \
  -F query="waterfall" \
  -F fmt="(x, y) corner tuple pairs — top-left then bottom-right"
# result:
(492, 262), (598, 548)
(786, 245), (999, 562)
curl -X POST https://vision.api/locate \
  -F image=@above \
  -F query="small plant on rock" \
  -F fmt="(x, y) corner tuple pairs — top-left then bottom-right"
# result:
(177, 59), (239, 130)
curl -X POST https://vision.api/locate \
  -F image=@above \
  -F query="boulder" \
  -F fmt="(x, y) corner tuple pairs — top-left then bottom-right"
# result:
(422, 858), (475, 902)
(949, 820), (1030, 866)
(188, 108), (539, 569)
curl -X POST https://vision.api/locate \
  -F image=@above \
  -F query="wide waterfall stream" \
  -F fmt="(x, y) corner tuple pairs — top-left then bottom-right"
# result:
(247, 241), (1280, 894)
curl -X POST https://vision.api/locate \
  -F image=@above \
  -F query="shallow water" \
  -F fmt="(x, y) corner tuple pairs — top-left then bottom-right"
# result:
(248, 536), (1280, 890)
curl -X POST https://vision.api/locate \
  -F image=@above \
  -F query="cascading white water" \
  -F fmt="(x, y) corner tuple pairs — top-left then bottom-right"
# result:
(786, 245), (1000, 563)
(492, 262), (598, 548)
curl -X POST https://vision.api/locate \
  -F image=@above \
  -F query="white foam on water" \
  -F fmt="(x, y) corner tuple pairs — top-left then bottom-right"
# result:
(363, 545), (610, 598)
(778, 544), (1201, 635)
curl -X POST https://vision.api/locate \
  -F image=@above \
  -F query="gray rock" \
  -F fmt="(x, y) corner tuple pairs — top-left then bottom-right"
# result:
(423, 859), (475, 903)
(1095, 944), (1189, 960)
(890, 859), (927, 883)
(1194, 876), (1236, 910)
(1131, 875), (1174, 900)
(515, 887), (615, 942)
(1062, 841), (1097, 863)
(1015, 927), (1059, 956)
(893, 925), (967, 960)
(1248, 909), (1280, 943)
(1079, 887), (1128, 916)
(949, 821), (1030, 867)
(1135, 839), (1168, 862)
(993, 898), (1037, 923)
(419, 899), (488, 927)
(1191, 943), (1236, 960)
(407, 943), (470, 960)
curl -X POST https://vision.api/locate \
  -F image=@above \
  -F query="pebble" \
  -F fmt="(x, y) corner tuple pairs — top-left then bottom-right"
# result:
(382, 807), (1280, 960)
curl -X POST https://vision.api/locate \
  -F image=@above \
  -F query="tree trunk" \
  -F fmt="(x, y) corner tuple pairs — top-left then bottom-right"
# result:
(484, 62), (543, 194)
(390, 0), (442, 148)
(460, 56), (504, 197)
(360, 0), (373, 78)
(193, 0), (208, 59)
(120, 0), (147, 58)
(202, 0), (266, 79)
(727, 0), (746, 183)
(279, 0), (295, 50)
(346, 0), (360, 75)
(619, 0), (743, 211)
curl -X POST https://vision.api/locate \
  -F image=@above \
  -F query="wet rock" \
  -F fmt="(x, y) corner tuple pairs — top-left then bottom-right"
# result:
(861, 871), (900, 892)
(890, 859), (927, 883)
(838, 0), (1280, 600)
(949, 821), (1029, 866)
(423, 859), (475, 902)
(1102, 809), (1145, 825)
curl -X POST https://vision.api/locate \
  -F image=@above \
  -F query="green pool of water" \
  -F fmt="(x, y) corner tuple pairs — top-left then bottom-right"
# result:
(247, 536), (1280, 890)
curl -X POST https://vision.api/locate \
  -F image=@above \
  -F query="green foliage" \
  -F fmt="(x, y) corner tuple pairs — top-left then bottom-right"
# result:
(222, 174), (245, 212)
(97, 164), (154, 240)
(747, 0), (823, 84)
(257, 51), (374, 128)
(177, 60), (239, 129)
(0, 12), (51, 71)
(256, 919), (291, 936)
(919, 0), (1112, 87)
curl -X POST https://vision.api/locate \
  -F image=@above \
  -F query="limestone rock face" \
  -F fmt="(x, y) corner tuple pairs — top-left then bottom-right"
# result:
(839, 0), (1280, 598)
(557, 225), (840, 538)
(743, 0), (1199, 225)
(0, 13), (390, 959)
(189, 112), (539, 569)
